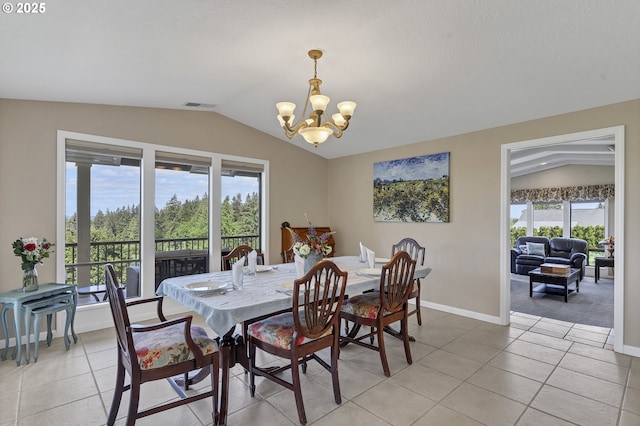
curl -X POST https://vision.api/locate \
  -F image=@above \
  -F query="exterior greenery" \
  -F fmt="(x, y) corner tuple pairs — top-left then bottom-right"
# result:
(65, 193), (259, 284)
(66, 192), (259, 244)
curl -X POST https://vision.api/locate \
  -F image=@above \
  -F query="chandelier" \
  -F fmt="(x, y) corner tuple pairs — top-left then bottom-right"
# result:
(276, 49), (356, 147)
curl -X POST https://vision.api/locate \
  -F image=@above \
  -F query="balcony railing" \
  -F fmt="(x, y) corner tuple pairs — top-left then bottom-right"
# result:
(65, 235), (260, 286)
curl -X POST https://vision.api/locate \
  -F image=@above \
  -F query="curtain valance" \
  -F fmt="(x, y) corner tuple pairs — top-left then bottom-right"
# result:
(511, 184), (614, 203)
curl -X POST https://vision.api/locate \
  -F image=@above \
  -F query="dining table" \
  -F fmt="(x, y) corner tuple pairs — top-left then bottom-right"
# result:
(156, 255), (431, 422)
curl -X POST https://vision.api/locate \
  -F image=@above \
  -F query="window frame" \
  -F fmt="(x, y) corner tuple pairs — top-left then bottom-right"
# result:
(57, 130), (269, 330)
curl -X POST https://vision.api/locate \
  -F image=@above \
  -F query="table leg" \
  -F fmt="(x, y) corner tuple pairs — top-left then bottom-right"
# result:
(595, 265), (600, 283)
(564, 281), (568, 303)
(1, 304), (10, 361)
(46, 314), (53, 345)
(529, 277), (534, 297)
(70, 290), (78, 343)
(33, 311), (41, 362)
(63, 305), (72, 349)
(10, 302), (23, 364)
(216, 334), (239, 426)
(24, 305), (33, 364)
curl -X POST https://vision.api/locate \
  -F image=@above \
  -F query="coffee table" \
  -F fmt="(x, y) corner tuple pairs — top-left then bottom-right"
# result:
(528, 267), (580, 302)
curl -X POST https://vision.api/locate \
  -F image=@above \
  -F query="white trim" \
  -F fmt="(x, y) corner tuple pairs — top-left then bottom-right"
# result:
(500, 126), (626, 353)
(422, 301), (503, 325)
(55, 130), (270, 334)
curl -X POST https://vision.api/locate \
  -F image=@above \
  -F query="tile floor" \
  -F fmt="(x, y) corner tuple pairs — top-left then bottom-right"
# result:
(2, 308), (640, 426)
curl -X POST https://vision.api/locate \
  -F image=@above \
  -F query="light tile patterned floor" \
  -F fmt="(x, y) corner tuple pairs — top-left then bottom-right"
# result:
(2, 308), (639, 426)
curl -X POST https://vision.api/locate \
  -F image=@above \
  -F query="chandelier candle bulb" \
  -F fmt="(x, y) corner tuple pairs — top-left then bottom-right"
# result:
(310, 95), (330, 112)
(337, 101), (356, 118)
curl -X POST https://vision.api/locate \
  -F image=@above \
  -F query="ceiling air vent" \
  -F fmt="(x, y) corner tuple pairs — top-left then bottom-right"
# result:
(184, 102), (217, 109)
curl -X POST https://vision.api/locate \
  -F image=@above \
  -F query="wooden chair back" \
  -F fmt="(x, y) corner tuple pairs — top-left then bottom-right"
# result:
(282, 244), (296, 263)
(379, 251), (417, 312)
(293, 260), (348, 340)
(222, 244), (264, 270)
(105, 264), (137, 364)
(392, 238), (425, 266)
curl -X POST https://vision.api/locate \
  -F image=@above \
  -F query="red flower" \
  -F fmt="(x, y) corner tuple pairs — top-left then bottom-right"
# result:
(23, 243), (37, 252)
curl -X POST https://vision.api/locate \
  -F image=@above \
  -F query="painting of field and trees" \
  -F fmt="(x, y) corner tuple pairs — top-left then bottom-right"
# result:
(373, 152), (450, 222)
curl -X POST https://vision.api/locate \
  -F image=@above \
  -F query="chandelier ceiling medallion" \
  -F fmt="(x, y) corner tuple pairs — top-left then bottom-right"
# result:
(276, 49), (356, 147)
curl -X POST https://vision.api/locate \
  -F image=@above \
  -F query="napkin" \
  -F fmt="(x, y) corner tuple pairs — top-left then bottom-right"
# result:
(232, 256), (245, 289)
(366, 248), (376, 268)
(248, 250), (258, 274)
(294, 254), (305, 278)
(359, 242), (367, 262)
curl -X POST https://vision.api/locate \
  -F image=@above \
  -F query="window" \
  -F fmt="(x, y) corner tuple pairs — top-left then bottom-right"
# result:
(511, 200), (607, 266)
(570, 201), (605, 265)
(59, 132), (268, 308)
(221, 160), (263, 255)
(65, 140), (141, 304)
(533, 202), (563, 238)
(510, 203), (528, 247)
(154, 152), (211, 288)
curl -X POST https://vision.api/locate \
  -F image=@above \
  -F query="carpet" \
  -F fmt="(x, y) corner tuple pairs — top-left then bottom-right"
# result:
(510, 273), (614, 328)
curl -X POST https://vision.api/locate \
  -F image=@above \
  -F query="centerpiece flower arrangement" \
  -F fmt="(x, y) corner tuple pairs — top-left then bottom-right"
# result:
(12, 237), (54, 292)
(287, 214), (334, 259)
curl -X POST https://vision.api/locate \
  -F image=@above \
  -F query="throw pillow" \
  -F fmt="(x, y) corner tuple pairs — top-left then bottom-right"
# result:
(526, 242), (546, 256)
(519, 245), (528, 254)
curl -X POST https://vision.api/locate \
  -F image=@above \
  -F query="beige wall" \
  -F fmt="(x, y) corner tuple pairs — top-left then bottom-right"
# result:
(327, 99), (640, 347)
(0, 99), (330, 291)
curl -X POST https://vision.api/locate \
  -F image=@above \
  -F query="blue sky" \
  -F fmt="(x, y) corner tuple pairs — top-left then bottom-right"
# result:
(66, 164), (258, 216)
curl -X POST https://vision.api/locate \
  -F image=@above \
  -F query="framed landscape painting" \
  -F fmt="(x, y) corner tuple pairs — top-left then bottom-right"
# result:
(373, 152), (450, 222)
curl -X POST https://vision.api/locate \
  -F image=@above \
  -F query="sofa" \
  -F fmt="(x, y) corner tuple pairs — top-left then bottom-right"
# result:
(511, 236), (551, 275)
(511, 236), (588, 279)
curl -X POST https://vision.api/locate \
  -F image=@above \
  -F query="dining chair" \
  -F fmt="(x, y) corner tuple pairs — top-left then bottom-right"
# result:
(221, 244), (264, 271)
(247, 260), (348, 425)
(282, 244), (296, 263)
(104, 264), (227, 426)
(391, 238), (426, 325)
(340, 251), (416, 377)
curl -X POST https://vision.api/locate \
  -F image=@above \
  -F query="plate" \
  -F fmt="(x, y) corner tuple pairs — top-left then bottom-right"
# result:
(375, 257), (391, 264)
(256, 265), (273, 273)
(360, 268), (382, 276)
(185, 281), (227, 292)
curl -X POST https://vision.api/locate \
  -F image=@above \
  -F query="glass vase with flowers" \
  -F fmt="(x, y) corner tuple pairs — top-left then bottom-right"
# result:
(287, 214), (334, 273)
(12, 237), (54, 292)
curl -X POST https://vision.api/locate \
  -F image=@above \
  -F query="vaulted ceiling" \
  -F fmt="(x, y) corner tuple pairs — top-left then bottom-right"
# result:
(1, 0), (638, 171)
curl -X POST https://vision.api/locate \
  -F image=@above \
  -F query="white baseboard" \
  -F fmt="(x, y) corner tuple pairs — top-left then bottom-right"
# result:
(412, 299), (503, 325)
